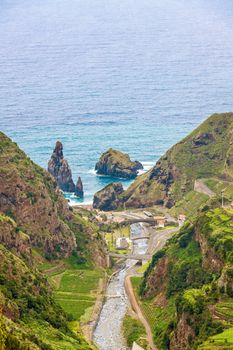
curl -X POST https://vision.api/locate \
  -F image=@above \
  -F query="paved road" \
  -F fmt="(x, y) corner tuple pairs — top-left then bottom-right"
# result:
(125, 274), (157, 350)
(146, 226), (178, 255)
(124, 224), (178, 350)
(194, 179), (215, 197)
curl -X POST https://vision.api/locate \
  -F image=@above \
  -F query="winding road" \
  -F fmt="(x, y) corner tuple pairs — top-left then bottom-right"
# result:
(124, 224), (178, 350)
(125, 274), (157, 350)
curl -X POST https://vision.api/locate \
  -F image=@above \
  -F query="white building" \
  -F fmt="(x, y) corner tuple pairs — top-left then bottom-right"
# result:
(116, 237), (130, 250)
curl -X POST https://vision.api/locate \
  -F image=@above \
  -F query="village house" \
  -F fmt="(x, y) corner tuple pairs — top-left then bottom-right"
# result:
(154, 216), (166, 228)
(178, 214), (186, 227)
(116, 237), (130, 250)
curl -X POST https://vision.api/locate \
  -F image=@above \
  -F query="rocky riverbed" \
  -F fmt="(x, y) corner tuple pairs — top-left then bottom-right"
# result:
(93, 223), (148, 350)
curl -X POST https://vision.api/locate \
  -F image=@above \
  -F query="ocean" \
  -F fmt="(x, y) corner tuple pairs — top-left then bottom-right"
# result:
(1, 0), (233, 204)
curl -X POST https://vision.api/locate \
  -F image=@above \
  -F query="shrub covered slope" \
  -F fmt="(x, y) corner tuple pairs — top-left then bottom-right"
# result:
(138, 207), (233, 349)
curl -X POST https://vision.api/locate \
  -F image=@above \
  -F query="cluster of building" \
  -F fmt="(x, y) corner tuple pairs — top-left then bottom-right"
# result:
(108, 211), (187, 252)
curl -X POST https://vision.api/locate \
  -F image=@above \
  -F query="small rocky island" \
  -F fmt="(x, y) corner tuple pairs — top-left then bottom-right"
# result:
(95, 148), (143, 179)
(48, 141), (84, 197)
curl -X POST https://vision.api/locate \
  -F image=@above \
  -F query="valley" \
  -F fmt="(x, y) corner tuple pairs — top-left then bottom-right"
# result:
(0, 113), (233, 350)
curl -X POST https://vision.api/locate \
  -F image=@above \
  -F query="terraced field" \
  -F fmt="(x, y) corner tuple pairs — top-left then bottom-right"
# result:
(46, 267), (104, 322)
(198, 328), (233, 349)
(215, 300), (233, 321)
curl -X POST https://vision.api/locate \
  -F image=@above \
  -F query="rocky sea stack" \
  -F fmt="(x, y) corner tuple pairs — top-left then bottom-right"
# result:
(48, 141), (75, 192)
(48, 141), (84, 197)
(93, 182), (124, 211)
(95, 148), (143, 179)
(75, 176), (84, 198)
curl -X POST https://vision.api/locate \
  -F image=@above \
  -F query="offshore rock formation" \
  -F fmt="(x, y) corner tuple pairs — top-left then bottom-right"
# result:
(75, 176), (84, 198)
(95, 148), (143, 179)
(48, 141), (75, 192)
(93, 182), (124, 211)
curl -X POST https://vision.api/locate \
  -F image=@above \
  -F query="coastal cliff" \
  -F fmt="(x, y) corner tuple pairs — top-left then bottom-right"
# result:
(95, 148), (143, 179)
(123, 113), (233, 208)
(0, 132), (106, 349)
(93, 113), (233, 211)
(93, 182), (124, 210)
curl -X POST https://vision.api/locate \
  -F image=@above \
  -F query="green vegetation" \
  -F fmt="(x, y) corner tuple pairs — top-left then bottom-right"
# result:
(132, 277), (176, 350)
(0, 244), (93, 350)
(198, 328), (233, 349)
(204, 178), (233, 203)
(122, 113), (233, 210)
(122, 313), (148, 349)
(134, 207), (233, 349)
(0, 133), (108, 349)
(170, 190), (209, 218)
(43, 264), (105, 327)
(104, 224), (130, 253)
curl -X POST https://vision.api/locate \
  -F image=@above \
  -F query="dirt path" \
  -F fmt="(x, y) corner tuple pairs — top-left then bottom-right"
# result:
(194, 179), (215, 197)
(125, 275), (157, 350)
(42, 262), (65, 275)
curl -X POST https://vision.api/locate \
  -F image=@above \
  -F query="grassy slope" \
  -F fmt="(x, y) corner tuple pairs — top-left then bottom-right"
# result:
(122, 313), (149, 349)
(123, 113), (233, 208)
(0, 243), (92, 350)
(133, 208), (233, 350)
(47, 266), (104, 322)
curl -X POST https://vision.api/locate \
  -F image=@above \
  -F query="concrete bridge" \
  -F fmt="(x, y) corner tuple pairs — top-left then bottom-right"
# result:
(124, 218), (155, 225)
(109, 253), (152, 261)
(131, 235), (149, 241)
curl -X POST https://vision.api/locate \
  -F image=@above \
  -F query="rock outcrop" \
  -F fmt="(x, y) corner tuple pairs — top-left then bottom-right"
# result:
(75, 176), (84, 198)
(48, 141), (75, 192)
(95, 148), (143, 179)
(93, 182), (124, 211)
(121, 113), (233, 209)
(0, 132), (105, 264)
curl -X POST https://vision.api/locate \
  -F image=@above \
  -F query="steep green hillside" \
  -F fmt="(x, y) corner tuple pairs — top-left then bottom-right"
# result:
(135, 207), (233, 350)
(0, 133), (107, 349)
(0, 240), (93, 350)
(123, 113), (233, 208)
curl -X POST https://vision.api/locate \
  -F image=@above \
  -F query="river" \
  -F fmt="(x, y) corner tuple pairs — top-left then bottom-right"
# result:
(93, 223), (148, 350)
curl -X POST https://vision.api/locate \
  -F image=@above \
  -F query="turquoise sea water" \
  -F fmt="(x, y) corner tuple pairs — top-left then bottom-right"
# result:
(1, 0), (233, 203)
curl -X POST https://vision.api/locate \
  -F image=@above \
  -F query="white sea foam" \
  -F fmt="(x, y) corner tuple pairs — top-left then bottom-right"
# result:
(138, 161), (154, 174)
(88, 169), (97, 175)
(68, 198), (93, 206)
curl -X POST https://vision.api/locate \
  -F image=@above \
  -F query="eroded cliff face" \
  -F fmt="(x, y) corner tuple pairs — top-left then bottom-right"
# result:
(121, 113), (233, 209)
(169, 313), (196, 350)
(0, 132), (107, 266)
(0, 134), (77, 258)
(0, 214), (32, 261)
(93, 182), (124, 211)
